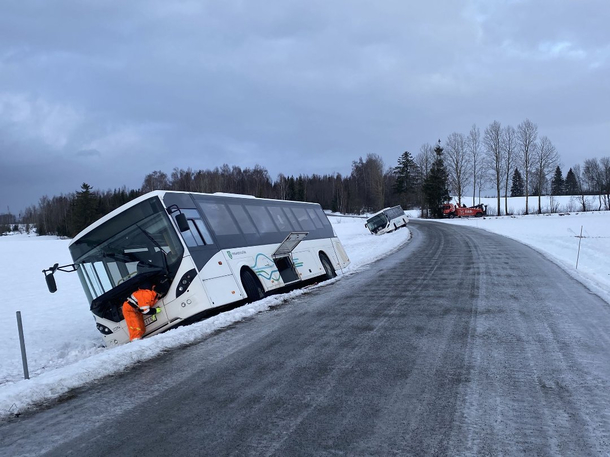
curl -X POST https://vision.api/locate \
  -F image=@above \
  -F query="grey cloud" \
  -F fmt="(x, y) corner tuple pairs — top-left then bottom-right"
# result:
(0, 0), (608, 214)
(75, 149), (101, 158)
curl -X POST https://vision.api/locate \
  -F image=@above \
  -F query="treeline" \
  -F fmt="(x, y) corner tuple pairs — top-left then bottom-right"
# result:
(19, 157), (408, 237)
(431, 119), (610, 216)
(4, 117), (609, 237)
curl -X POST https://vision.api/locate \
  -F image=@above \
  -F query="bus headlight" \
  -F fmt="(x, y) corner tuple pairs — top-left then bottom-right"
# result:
(96, 323), (113, 335)
(176, 268), (197, 298)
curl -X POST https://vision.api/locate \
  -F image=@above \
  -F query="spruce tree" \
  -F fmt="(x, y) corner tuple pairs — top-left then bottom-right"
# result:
(551, 165), (565, 195)
(510, 168), (525, 197)
(393, 150), (418, 208)
(422, 141), (450, 218)
(71, 183), (98, 236)
(565, 168), (578, 195)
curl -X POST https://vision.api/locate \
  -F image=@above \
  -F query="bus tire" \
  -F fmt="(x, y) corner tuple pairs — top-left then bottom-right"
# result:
(319, 252), (337, 280)
(241, 269), (265, 302)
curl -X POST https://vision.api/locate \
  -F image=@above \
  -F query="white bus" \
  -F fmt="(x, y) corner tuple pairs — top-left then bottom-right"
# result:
(365, 205), (408, 235)
(43, 191), (350, 346)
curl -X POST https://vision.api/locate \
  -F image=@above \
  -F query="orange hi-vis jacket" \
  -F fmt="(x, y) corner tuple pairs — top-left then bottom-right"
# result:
(122, 289), (159, 341)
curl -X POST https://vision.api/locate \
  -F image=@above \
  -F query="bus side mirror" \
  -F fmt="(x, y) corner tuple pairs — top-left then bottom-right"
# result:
(176, 213), (189, 232)
(43, 266), (58, 293)
(42, 263), (77, 293)
(45, 273), (57, 293)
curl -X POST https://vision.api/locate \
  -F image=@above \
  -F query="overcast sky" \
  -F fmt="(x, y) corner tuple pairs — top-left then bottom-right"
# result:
(1, 0), (608, 214)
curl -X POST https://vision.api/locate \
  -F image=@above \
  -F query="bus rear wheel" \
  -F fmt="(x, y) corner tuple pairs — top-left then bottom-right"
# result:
(319, 253), (337, 280)
(241, 270), (265, 302)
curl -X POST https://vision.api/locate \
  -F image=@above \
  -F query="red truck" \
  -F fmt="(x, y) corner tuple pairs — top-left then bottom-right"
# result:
(441, 203), (487, 218)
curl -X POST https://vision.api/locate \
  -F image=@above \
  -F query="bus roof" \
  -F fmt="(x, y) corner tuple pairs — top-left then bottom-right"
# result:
(70, 190), (324, 245)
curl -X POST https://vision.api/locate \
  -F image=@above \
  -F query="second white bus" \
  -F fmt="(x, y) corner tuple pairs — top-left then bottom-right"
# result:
(365, 205), (409, 235)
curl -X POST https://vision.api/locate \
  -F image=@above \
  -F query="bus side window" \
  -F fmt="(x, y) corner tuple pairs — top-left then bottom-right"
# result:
(290, 207), (316, 231)
(228, 204), (258, 235)
(282, 207), (302, 230)
(314, 207), (332, 227)
(245, 205), (278, 233)
(268, 206), (293, 231)
(178, 209), (213, 247)
(306, 208), (324, 229)
(198, 201), (241, 236)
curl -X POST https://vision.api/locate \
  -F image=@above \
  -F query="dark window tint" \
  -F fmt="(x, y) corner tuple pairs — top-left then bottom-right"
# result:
(184, 220), (203, 246)
(307, 208), (324, 229)
(291, 207), (315, 231)
(314, 207), (332, 227)
(282, 207), (302, 230)
(245, 206), (278, 233)
(198, 201), (240, 235)
(228, 204), (257, 234)
(268, 206), (294, 231)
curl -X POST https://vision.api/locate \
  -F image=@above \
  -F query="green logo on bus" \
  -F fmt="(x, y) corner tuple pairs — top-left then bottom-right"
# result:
(227, 251), (233, 259)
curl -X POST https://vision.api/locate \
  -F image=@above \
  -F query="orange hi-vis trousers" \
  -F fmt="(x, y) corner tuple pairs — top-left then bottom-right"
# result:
(122, 288), (160, 341)
(122, 302), (145, 340)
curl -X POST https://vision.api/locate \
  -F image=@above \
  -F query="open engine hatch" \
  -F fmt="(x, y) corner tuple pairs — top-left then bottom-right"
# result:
(272, 232), (308, 285)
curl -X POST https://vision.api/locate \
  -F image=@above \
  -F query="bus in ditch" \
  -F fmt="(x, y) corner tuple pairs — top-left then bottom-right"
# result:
(365, 205), (408, 235)
(43, 191), (350, 346)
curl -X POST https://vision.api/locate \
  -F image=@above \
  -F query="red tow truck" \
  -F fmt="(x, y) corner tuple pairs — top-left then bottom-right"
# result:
(441, 203), (487, 218)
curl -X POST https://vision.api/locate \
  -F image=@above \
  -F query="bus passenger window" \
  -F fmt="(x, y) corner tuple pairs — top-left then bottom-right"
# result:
(245, 205), (278, 233)
(198, 201), (241, 236)
(229, 204), (258, 234)
(307, 209), (324, 229)
(314, 207), (332, 227)
(282, 207), (302, 230)
(291, 207), (315, 231)
(268, 206), (293, 231)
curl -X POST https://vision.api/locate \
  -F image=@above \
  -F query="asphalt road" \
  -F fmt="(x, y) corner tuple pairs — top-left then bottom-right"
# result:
(3, 220), (610, 456)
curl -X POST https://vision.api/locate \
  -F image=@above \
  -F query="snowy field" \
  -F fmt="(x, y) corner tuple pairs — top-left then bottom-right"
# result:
(1, 199), (609, 420)
(0, 215), (410, 418)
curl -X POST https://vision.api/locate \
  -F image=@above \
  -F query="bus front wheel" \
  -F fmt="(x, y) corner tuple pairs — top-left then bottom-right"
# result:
(241, 270), (265, 302)
(319, 253), (337, 280)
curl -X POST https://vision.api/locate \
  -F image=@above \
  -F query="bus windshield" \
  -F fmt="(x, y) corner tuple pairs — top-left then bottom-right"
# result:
(366, 214), (388, 233)
(70, 202), (184, 305)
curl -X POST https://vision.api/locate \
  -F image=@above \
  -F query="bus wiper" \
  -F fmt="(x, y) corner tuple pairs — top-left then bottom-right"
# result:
(135, 224), (169, 274)
(104, 251), (137, 263)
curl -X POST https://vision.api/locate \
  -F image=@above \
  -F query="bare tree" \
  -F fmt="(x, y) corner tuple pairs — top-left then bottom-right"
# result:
(502, 125), (519, 215)
(141, 170), (170, 192)
(467, 124), (484, 205)
(445, 132), (472, 206)
(583, 158), (604, 210)
(415, 143), (434, 217)
(415, 143), (434, 177)
(170, 167), (195, 191)
(571, 164), (588, 211)
(351, 154), (385, 212)
(484, 120), (504, 216)
(533, 136), (559, 213)
(517, 119), (538, 215)
(601, 157), (610, 210)
(276, 173), (288, 200)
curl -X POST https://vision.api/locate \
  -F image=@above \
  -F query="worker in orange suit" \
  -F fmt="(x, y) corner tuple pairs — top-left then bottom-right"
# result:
(122, 288), (162, 341)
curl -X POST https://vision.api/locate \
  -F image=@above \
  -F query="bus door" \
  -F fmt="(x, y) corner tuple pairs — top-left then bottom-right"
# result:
(272, 232), (308, 285)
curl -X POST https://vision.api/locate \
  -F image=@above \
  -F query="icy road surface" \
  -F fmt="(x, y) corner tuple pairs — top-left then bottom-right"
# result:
(2, 220), (610, 455)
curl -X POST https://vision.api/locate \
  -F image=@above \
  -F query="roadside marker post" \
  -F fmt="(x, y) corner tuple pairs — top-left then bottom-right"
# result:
(16, 311), (30, 380)
(575, 225), (583, 270)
